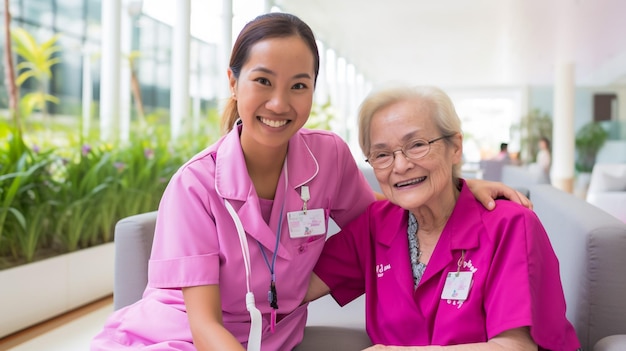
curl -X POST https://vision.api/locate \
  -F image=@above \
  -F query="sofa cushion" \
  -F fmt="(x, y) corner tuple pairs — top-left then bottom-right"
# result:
(594, 335), (626, 351)
(588, 163), (626, 193)
(598, 171), (626, 191)
(528, 184), (626, 350)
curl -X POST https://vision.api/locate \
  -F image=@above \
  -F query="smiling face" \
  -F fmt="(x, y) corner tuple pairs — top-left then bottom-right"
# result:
(369, 98), (463, 213)
(229, 35), (316, 154)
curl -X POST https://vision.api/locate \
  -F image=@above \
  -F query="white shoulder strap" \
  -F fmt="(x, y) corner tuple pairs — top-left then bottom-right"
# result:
(224, 199), (262, 351)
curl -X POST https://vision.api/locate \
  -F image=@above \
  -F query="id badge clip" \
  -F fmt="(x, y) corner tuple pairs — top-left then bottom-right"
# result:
(287, 186), (326, 238)
(441, 250), (473, 301)
(441, 271), (473, 301)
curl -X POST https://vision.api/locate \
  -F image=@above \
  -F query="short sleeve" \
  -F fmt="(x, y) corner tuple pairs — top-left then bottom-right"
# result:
(148, 159), (221, 288)
(483, 207), (578, 349)
(327, 136), (376, 228)
(314, 211), (370, 305)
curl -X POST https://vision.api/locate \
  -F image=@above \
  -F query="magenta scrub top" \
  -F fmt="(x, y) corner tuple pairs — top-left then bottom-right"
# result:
(314, 180), (581, 350)
(91, 126), (376, 351)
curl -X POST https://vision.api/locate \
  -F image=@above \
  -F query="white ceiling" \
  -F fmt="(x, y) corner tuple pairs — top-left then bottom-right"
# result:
(273, 0), (626, 89)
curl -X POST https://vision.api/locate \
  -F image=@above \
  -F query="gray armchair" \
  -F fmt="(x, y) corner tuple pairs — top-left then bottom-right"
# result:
(526, 184), (626, 350)
(112, 170), (381, 349)
(113, 211), (157, 310)
(113, 213), (371, 350)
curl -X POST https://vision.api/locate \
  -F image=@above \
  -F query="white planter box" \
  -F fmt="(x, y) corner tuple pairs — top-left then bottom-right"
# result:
(0, 242), (114, 338)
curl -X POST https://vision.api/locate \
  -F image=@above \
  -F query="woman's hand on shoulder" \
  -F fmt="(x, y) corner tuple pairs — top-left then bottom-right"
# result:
(466, 179), (532, 211)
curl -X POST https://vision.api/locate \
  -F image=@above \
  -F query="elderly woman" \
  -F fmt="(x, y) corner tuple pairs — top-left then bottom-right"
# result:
(305, 86), (580, 350)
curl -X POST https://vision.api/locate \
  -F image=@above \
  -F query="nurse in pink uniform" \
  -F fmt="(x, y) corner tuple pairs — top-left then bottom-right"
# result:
(307, 86), (581, 350)
(92, 13), (532, 351)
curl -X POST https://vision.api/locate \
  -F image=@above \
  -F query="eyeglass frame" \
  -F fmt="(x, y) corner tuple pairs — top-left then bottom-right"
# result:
(365, 135), (453, 169)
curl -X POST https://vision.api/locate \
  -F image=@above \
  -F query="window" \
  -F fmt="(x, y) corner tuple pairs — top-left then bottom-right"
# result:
(22, 0), (54, 27)
(593, 94), (617, 122)
(55, 0), (85, 37)
(456, 98), (516, 162)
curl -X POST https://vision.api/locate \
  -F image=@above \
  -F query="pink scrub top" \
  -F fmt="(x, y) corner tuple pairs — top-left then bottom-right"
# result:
(314, 180), (581, 350)
(91, 126), (375, 351)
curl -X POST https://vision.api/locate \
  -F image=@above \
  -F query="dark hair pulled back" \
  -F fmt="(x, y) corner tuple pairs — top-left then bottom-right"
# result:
(220, 12), (320, 134)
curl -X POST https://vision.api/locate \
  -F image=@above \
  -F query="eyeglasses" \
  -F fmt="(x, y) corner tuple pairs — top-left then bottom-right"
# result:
(365, 135), (452, 169)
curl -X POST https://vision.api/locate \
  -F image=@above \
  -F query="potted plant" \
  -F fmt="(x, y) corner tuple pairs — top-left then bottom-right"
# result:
(574, 121), (609, 198)
(575, 121), (609, 173)
(511, 109), (553, 164)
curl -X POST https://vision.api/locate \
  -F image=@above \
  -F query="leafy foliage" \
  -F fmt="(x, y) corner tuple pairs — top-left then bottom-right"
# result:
(305, 100), (337, 131)
(0, 120), (213, 269)
(0, 27), (219, 270)
(575, 121), (609, 173)
(11, 27), (61, 118)
(511, 109), (553, 164)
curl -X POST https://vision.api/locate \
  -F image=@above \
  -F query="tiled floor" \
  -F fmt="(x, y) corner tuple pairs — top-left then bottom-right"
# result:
(0, 298), (113, 351)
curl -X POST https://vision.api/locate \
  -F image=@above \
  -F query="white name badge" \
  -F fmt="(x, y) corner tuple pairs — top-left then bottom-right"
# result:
(287, 208), (326, 238)
(441, 271), (473, 301)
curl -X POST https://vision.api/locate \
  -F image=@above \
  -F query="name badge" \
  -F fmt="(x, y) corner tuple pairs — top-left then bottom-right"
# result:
(287, 208), (326, 238)
(441, 271), (473, 301)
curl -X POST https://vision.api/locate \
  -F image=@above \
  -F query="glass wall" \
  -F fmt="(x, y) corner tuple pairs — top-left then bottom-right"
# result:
(1, 0), (371, 148)
(1, 0), (97, 116)
(0, 0), (218, 122)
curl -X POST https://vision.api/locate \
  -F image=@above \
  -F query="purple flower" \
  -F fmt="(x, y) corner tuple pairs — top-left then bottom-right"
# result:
(82, 144), (92, 156)
(114, 162), (126, 172)
(144, 148), (155, 160)
(32, 144), (40, 153)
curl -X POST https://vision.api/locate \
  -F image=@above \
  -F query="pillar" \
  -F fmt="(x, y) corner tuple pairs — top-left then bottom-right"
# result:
(346, 63), (358, 148)
(99, 0), (122, 141)
(314, 40), (328, 106)
(552, 62), (576, 193)
(82, 48), (93, 138)
(119, 0), (135, 143)
(617, 87), (626, 139)
(336, 56), (348, 139)
(263, 0), (274, 12)
(325, 49), (338, 132)
(170, 0), (191, 140)
(217, 0), (233, 117)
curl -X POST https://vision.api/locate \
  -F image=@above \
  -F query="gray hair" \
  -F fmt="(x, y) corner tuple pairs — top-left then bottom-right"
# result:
(358, 85), (463, 178)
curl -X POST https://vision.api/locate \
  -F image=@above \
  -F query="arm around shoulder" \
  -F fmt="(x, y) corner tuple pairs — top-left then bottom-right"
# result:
(303, 273), (330, 304)
(465, 178), (532, 210)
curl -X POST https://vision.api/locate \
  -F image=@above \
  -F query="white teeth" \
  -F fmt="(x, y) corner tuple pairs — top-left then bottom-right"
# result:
(259, 117), (288, 128)
(396, 177), (426, 187)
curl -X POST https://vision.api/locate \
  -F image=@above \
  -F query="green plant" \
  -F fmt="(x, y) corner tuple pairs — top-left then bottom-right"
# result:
(0, 125), (56, 264)
(575, 121), (609, 173)
(11, 27), (61, 119)
(305, 100), (336, 131)
(511, 109), (552, 164)
(115, 140), (168, 216)
(0, 112), (219, 270)
(52, 145), (118, 251)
